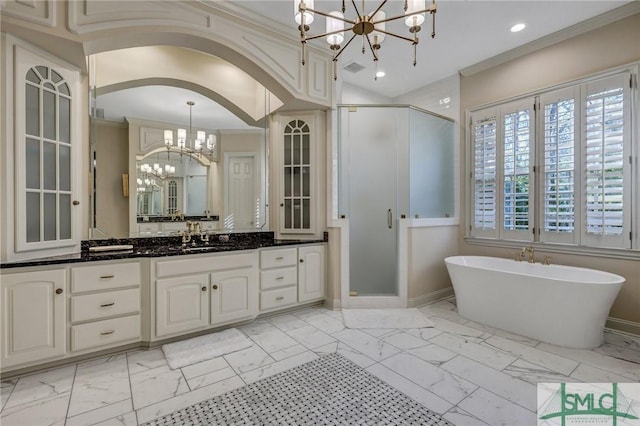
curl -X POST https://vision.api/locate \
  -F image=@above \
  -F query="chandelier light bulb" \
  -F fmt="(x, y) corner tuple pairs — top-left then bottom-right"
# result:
(177, 128), (186, 149)
(294, 0), (314, 25)
(164, 130), (173, 146)
(207, 134), (217, 150)
(405, 0), (426, 27)
(326, 11), (344, 45)
(371, 10), (386, 45)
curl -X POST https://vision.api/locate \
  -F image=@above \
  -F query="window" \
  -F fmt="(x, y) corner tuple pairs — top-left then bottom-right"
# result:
(469, 70), (635, 250)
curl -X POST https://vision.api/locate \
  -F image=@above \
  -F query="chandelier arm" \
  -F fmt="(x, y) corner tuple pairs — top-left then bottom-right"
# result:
(364, 34), (379, 62)
(369, 0), (388, 22)
(374, 28), (415, 43)
(304, 28), (350, 42)
(304, 8), (356, 25)
(332, 32), (358, 62)
(372, 8), (433, 25)
(350, 0), (362, 21)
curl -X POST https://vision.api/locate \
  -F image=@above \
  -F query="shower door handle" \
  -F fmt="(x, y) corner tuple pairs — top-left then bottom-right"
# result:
(387, 209), (392, 229)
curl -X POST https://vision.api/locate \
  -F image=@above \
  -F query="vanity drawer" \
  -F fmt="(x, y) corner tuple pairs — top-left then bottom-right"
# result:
(260, 248), (297, 269)
(138, 223), (160, 233)
(71, 315), (141, 352)
(260, 287), (297, 311)
(260, 267), (297, 290)
(71, 288), (140, 322)
(71, 262), (140, 293)
(200, 221), (218, 231)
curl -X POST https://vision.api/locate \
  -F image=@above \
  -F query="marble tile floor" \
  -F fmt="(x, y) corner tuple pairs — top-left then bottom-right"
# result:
(1, 299), (639, 426)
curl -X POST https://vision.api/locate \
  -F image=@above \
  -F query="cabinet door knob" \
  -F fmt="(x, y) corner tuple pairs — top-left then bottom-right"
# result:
(55, 288), (63, 295)
(280, 203), (284, 207)
(201, 286), (207, 292)
(212, 284), (218, 290)
(299, 259), (304, 263)
(72, 200), (80, 206)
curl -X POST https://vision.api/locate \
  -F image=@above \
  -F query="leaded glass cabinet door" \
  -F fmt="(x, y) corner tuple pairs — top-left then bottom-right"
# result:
(282, 119), (312, 233)
(14, 44), (81, 255)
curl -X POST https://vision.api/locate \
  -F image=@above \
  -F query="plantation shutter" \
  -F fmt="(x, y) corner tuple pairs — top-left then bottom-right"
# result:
(539, 87), (580, 245)
(581, 73), (631, 249)
(500, 100), (533, 241)
(470, 107), (498, 238)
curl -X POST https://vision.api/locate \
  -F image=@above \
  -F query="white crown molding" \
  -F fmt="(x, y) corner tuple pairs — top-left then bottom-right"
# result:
(0, 0), (56, 27)
(460, 2), (640, 77)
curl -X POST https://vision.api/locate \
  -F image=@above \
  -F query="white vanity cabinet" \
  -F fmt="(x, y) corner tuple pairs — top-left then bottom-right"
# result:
(69, 262), (141, 352)
(298, 245), (326, 303)
(0, 269), (67, 368)
(153, 251), (258, 338)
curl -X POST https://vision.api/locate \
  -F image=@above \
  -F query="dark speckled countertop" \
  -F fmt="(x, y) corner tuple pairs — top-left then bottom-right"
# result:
(0, 231), (327, 269)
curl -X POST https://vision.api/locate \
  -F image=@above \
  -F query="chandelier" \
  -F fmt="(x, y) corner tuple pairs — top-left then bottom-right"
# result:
(295, 0), (437, 80)
(163, 101), (217, 161)
(137, 160), (175, 192)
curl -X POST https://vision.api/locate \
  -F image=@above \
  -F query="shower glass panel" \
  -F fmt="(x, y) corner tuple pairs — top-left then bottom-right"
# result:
(339, 107), (409, 296)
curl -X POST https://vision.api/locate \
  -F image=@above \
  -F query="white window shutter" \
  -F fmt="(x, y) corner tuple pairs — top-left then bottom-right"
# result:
(470, 108), (498, 238)
(581, 73), (631, 249)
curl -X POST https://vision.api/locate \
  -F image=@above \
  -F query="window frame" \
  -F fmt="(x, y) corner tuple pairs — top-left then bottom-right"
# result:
(467, 65), (638, 252)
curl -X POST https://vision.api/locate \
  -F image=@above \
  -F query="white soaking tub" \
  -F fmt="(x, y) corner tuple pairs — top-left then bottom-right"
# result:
(444, 256), (625, 349)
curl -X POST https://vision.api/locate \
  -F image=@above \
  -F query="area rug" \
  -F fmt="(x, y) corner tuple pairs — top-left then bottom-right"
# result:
(162, 328), (252, 370)
(142, 353), (453, 425)
(342, 308), (434, 329)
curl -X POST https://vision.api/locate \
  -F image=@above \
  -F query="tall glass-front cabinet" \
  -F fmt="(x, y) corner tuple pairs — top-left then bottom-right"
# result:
(3, 36), (83, 261)
(271, 111), (325, 239)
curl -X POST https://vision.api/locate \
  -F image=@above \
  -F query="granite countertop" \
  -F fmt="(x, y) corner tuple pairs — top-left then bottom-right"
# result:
(0, 232), (327, 269)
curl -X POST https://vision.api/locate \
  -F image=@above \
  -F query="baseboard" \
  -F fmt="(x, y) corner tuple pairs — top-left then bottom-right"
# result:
(408, 287), (455, 308)
(605, 317), (640, 338)
(323, 298), (341, 310)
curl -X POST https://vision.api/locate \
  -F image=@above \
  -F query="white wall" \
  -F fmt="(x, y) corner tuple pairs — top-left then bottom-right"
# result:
(340, 83), (393, 104)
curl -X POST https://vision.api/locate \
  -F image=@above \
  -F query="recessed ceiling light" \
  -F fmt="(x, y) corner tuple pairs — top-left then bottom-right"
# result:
(375, 71), (386, 78)
(510, 23), (526, 33)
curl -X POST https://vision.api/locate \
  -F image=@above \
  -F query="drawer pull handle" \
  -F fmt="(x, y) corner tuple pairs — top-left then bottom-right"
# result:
(100, 275), (115, 279)
(55, 288), (63, 295)
(275, 256), (284, 260)
(276, 296), (285, 301)
(100, 302), (115, 307)
(276, 276), (284, 280)
(100, 330), (115, 336)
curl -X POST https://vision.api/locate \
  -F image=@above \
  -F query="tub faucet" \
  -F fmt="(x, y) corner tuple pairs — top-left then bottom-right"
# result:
(522, 246), (535, 263)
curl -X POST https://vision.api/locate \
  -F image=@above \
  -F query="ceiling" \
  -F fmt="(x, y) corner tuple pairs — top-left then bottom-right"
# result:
(94, 0), (634, 128)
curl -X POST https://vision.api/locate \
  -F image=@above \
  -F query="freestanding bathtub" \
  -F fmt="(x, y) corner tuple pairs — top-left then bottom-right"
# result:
(444, 256), (625, 349)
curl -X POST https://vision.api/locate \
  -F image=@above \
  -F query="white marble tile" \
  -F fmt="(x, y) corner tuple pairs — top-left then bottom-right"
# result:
(333, 329), (401, 362)
(186, 366), (238, 390)
(136, 376), (244, 424)
(223, 344), (275, 374)
(381, 352), (478, 405)
(129, 365), (190, 410)
(361, 328), (398, 338)
(429, 300), (458, 311)
(405, 327), (443, 341)
(441, 355), (537, 411)
(126, 349), (168, 375)
(430, 317), (492, 343)
(68, 355), (131, 417)
(270, 343), (308, 361)
(240, 351), (318, 383)
(318, 309), (345, 321)
(463, 320), (539, 347)
(0, 379), (16, 411)
(180, 356), (229, 380)
(537, 342), (640, 381)
(503, 359), (575, 384)
(366, 363), (454, 415)
(243, 324), (299, 353)
(430, 332), (517, 370)
(604, 331), (640, 350)
(291, 307), (323, 321)
(381, 330), (430, 350)
(594, 342), (640, 364)
(4, 365), (75, 409)
(286, 325), (336, 349)
(303, 313), (345, 335)
(483, 335), (578, 376)
(65, 398), (133, 426)
(267, 313), (308, 332)
(419, 306), (469, 324)
(409, 343), (457, 366)
(457, 388), (536, 426)
(570, 362), (635, 383)
(93, 411), (138, 426)
(443, 406), (491, 426)
(334, 342), (376, 368)
(0, 391), (70, 426)
(313, 342), (338, 354)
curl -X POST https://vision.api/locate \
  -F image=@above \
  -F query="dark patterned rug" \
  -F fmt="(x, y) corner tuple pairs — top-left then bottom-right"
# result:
(142, 353), (454, 425)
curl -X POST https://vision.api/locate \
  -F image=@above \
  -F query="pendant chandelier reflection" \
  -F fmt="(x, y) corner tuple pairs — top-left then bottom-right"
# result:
(163, 101), (217, 161)
(295, 0), (437, 80)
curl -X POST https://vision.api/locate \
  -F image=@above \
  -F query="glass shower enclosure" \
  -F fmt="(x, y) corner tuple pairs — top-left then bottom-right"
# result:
(338, 105), (455, 297)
